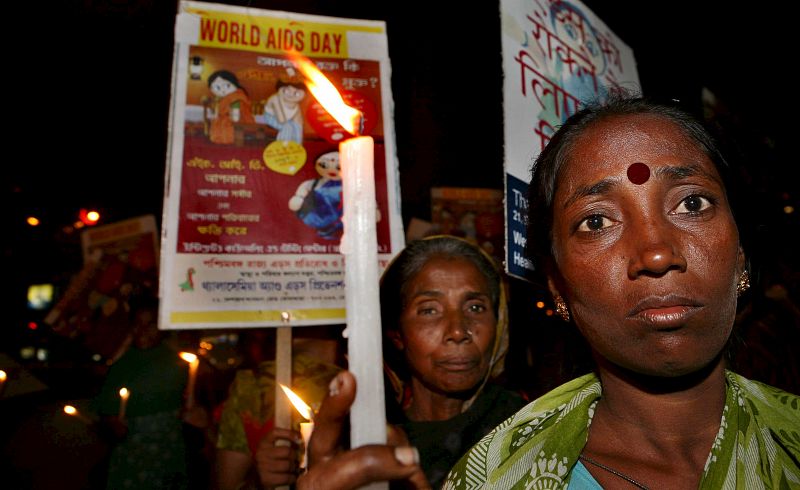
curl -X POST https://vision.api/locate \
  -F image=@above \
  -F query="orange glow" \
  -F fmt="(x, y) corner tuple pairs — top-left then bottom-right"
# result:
(26, 216), (40, 226)
(279, 384), (313, 420)
(179, 352), (198, 363)
(0, 370), (7, 382)
(535, 301), (545, 309)
(64, 405), (77, 415)
(119, 387), (129, 399)
(79, 208), (100, 226)
(287, 51), (361, 135)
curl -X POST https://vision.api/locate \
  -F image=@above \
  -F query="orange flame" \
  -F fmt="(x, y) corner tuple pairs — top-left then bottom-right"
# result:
(63, 405), (77, 415)
(279, 383), (313, 420)
(179, 352), (198, 363)
(287, 51), (361, 135)
(119, 387), (129, 399)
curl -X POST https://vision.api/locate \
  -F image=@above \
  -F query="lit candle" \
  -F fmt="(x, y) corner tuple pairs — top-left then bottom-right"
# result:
(290, 53), (388, 454)
(63, 404), (91, 424)
(179, 352), (200, 409)
(280, 384), (314, 469)
(118, 387), (130, 421)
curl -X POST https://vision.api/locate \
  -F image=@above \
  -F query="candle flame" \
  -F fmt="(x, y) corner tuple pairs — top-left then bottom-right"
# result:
(119, 387), (129, 398)
(179, 352), (198, 363)
(0, 370), (7, 381)
(287, 51), (361, 135)
(63, 405), (77, 415)
(279, 384), (313, 420)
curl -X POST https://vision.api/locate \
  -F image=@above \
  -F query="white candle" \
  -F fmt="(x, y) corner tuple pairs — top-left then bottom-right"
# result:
(299, 421), (314, 469)
(288, 53), (388, 470)
(118, 387), (130, 421)
(179, 352), (199, 409)
(340, 135), (388, 449)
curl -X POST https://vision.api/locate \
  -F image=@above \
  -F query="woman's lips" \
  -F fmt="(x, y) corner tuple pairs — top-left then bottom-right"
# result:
(627, 295), (703, 328)
(436, 357), (480, 371)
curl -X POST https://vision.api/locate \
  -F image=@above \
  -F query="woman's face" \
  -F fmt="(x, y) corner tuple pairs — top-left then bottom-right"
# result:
(210, 77), (237, 97)
(549, 114), (744, 377)
(392, 256), (497, 396)
(315, 152), (341, 180)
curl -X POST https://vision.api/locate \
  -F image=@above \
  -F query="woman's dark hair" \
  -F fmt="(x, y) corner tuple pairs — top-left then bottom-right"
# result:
(526, 95), (740, 271)
(380, 236), (501, 378)
(208, 70), (245, 92)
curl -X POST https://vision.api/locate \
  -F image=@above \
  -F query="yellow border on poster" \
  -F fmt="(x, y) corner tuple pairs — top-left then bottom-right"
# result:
(171, 308), (346, 323)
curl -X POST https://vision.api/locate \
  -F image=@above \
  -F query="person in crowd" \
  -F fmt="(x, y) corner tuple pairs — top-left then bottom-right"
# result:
(94, 295), (193, 489)
(292, 96), (800, 490)
(214, 326), (344, 490)
(253, 236), (526, 489)
(378, 235), (526, 488)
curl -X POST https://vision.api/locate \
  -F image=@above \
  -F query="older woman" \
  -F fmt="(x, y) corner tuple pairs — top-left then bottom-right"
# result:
(444, 97), (800, 488)
(380, 236), (526, 488)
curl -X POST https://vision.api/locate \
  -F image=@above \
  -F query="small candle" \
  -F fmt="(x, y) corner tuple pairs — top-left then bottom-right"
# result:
(63, 405), (91, 424)
(299, 421), (314, 469)
(118, 387), (130, 421)
(179, 352), (199, 409)
(289, 52), (387, 452)
(280, 384), (314, 469)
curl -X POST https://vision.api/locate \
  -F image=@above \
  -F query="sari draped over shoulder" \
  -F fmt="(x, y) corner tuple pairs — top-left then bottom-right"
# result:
(209, 89), (254, 145)
(444, 371), (800, 489)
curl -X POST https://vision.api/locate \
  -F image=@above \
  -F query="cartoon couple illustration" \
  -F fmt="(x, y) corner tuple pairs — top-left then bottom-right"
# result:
(205, 68), (307, 145)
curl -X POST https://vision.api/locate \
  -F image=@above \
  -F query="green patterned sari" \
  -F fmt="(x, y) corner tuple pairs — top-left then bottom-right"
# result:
(444, 371), (800, 489)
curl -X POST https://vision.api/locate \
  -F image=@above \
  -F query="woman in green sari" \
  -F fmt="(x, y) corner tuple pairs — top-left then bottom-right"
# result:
(443, 97), (800, 489)
(296, 96), (800, 489)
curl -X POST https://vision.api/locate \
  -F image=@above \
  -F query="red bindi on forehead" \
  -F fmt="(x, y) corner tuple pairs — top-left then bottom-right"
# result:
(626, 162), (650, 185)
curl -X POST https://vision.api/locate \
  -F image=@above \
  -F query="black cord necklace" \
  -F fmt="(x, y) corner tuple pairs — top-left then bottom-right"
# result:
(578, 454), (651, 490)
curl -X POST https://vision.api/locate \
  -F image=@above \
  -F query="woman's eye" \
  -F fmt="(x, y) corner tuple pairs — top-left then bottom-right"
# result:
(577, 214), (612, 232)
(674, 195), (712, 214)
(467, 303), (487, 313)
(417, 306), (439, 316)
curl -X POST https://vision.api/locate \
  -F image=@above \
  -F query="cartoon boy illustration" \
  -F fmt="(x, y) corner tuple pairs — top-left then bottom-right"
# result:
(256, 68), (307, 143)
(288, 150), (342, 239)
(205, 70), (255, 144)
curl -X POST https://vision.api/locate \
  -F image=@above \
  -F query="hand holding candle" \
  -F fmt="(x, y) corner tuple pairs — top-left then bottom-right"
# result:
(280, 383), (314, 469)
(179, 352), (199, 409)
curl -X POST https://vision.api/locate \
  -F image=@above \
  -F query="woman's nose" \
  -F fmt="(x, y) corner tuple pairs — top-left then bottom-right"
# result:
(626, 217), (688, 278)
(444, 313), (472, 343)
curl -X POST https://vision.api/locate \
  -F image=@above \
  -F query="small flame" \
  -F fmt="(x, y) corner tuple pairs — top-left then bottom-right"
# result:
(179, 352), (198, 363)
(279, 384), (313, 420)
(0, 370), (7, 381)
(119, 387), (129, 398)
(63, 405), (77, 415)
(287, 51), (361, 135)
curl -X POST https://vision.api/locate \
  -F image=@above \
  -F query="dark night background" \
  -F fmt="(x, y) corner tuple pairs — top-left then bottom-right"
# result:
(3, 0), (799, 486)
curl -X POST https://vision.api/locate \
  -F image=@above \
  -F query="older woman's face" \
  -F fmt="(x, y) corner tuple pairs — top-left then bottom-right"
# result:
(549, 114), (744, 377)
(392, 256), (496, 396)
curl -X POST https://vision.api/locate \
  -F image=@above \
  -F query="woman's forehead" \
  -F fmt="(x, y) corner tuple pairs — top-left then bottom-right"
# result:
(559, 114), (712, 183)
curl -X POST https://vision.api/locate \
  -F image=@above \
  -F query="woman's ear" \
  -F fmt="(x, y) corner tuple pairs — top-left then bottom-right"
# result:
(737, 245), (747, 276)
(387, 329), (404, 350)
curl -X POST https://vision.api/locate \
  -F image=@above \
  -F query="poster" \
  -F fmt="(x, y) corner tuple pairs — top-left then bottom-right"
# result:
(501, 0), (639, 280)
(45, 215), (160, 359)
(430, 187), (505, 266)
(160, 2), (403, 329)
